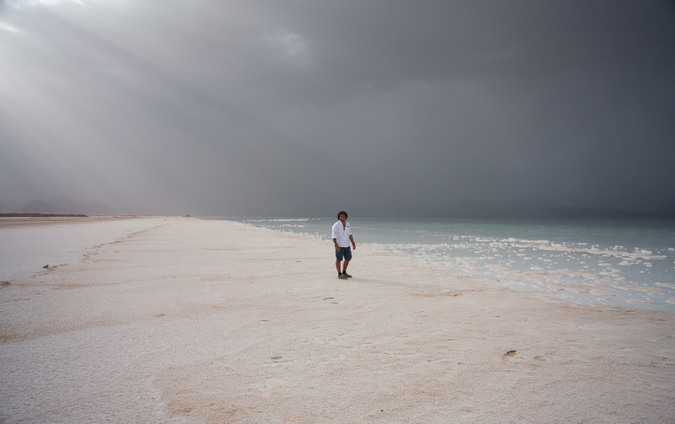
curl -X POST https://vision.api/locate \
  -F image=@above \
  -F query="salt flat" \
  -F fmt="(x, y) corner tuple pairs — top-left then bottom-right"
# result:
(1, 217), (673, 423)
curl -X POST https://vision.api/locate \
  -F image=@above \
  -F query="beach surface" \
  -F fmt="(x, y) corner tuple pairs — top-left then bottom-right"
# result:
(1, 217), (673, 423)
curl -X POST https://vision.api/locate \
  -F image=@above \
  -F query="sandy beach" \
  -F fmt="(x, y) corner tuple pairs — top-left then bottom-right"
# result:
(1, 217), (673, 423)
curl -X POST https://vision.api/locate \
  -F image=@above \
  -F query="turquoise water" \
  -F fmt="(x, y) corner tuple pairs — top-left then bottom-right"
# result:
(222, 217), (675, 312)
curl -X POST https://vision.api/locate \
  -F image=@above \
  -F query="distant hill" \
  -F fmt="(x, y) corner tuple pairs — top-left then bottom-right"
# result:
(0, 213), (88, 217)
(0, 197), (127, 216)
(2, 197), (672, 219)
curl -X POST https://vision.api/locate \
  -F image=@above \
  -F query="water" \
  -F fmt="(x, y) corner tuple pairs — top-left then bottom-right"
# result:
(225, 217), (675, 312)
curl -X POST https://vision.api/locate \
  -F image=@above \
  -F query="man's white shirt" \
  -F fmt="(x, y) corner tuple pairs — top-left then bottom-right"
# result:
(331, 221), (352, 247)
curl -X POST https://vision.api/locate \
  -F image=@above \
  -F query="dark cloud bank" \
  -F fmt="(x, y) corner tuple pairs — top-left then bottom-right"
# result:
(1, 0), (674, 218)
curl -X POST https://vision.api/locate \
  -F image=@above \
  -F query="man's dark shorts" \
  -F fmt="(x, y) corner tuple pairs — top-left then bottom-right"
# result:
(336, 246), (352, 261)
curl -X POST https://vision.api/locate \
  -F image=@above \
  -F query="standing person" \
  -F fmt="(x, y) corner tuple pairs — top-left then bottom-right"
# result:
(332, 210), (356, 279)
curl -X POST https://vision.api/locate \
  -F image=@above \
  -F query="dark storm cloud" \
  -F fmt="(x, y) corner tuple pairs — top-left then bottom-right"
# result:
(1, 0), (673, 216)
(260, 1), (674, 100)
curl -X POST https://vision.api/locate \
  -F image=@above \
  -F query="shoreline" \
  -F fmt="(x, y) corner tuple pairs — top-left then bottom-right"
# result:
(1, 217), (673, 422)
(0, 215), (147, 228)
(230, 216), (675, 314)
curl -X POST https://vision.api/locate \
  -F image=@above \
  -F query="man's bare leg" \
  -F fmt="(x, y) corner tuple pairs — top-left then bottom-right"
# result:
(342, 260), (350, 274)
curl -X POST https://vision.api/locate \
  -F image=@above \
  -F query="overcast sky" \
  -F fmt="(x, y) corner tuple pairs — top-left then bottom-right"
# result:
(1, 0), (674, 216)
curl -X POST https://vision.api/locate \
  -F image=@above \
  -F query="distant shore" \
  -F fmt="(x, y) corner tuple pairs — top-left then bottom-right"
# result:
(0, 213), (89, 218)
(0, 214), (145, 228)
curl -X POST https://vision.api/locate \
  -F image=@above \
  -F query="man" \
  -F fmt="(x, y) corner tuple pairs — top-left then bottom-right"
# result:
(332, 210), (356, 279)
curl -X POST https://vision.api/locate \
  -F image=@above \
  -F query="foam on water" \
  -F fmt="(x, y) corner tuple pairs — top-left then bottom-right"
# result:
(231, 217), (675, 312)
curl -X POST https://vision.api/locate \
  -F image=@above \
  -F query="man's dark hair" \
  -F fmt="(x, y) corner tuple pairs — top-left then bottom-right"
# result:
(337, 211), (348, 219)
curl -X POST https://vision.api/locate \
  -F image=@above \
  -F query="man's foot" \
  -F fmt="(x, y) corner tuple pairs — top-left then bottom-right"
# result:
(338, 273), (348, 279)
(343, 272), (352, 278)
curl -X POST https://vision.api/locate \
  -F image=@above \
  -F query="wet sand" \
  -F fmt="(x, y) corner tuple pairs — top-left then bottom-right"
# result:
(1, 217), (673, 423)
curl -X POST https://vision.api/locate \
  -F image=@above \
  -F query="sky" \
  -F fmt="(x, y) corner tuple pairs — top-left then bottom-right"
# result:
(1, 0), (674, 217)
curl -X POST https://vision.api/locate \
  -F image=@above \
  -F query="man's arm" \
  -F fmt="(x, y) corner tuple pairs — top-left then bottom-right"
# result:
(349, 235), (356, 250)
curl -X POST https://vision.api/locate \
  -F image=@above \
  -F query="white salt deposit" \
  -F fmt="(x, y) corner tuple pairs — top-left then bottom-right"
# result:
(0, 218), (169, 282)
(1, 217), (673, 423)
